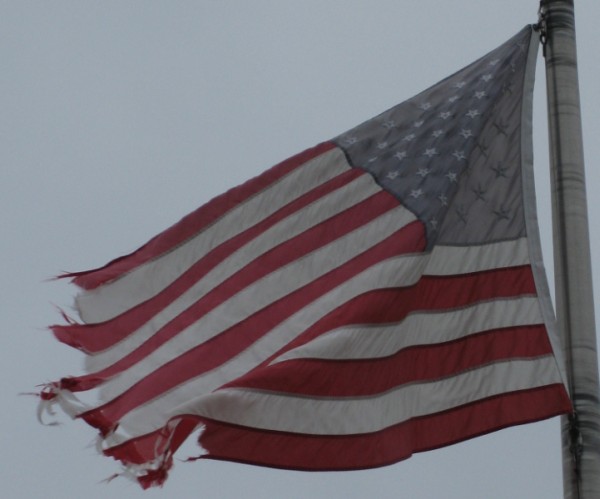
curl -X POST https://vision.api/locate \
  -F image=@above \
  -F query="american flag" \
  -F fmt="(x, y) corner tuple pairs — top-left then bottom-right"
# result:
(40, 25), (571, 487)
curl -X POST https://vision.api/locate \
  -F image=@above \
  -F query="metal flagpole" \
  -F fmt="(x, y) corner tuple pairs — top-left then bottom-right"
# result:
(538, 1), (600, 498)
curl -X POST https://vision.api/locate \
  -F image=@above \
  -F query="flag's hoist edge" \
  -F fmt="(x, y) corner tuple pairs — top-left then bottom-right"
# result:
(38, 26), (572, 488)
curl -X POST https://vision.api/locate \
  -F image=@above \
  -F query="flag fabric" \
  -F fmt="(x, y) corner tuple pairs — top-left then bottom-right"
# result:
(40, 25), (571, 488)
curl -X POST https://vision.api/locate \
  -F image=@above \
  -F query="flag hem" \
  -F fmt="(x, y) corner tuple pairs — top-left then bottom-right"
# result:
(519, 25), (571, 397)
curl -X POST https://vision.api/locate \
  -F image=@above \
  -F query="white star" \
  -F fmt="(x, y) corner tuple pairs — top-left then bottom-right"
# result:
(456, 206), (468, 223)
(481, 74), (493, 82)
(413, 120), (424, 128)
(452, 150), (466, 161)
(432, 129), (444, 138)
(423, 148), (438, 158)
(489, 58), (500, 66)
(446, 171), (458, 183)
(377, 141), (388, 149)
(494, 206), (511, 220)
(368, 157), (378, 163)
(429, 218), (439, 230)
(403, 133), (416, 142)
(417, 167), (431, 178)
(473, 185), (487, 201)
(460, 128), (473, 139)
(474, 90), (487, 99)
(344, 136), (358, 145)
(439, 194), (449, 206)
(420, 102), (432, 110)
(410, 189), (424, 199)
(394, 151), (407, 161)
(386, 170), (399, 180)
(439, 111), (452, 120)
(453, 81), (466, 89)
(466, 109), (480, 118)
(448, 96), (460, 103)
(382, 120), (396, 129)
(491, 164), (508, 178)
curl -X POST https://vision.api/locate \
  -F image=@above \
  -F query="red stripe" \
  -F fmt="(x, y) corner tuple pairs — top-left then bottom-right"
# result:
(61, 142), (336, 290)
(78, 221), (427, 433)
(53, 166), (365, 353)
(224, 325), (552, 396)
(79, 259), (531, 434)
(57, 190), (404, 393)
(103, 384), (571, 486)
(60, 258), (528, 402)
(196, 385), (571, 471)
(255, 264), (537, 369)
(98, 266), (535, 408)
(58, 247), (534, 396)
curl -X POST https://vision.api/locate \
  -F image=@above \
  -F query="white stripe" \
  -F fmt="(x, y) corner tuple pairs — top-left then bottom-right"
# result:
(100, 240), (533, 442)
(186, 357), (561, 435)
(425, 237), (530, 275)
(84, 171), (382, 364)
(76, 147), (351, 324)
(90, 205), (418, 398)
(89, 235), (530, 374)
(106, 251), (429, 442)
(107, 356), (561, 445)
(273, 296), (543, 363)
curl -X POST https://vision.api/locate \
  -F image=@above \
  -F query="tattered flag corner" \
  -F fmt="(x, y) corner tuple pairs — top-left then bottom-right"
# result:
(37, 25), (571, 488)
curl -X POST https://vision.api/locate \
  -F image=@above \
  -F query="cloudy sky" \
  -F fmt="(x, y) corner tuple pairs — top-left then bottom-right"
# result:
(3, 1), (600, 498)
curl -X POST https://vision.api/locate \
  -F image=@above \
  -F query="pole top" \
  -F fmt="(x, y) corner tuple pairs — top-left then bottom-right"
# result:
(539, 0), (576, 31)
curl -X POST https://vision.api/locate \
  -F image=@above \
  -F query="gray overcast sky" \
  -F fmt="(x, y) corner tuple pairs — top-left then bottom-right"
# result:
(2, 1), (599, 498)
